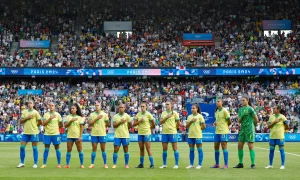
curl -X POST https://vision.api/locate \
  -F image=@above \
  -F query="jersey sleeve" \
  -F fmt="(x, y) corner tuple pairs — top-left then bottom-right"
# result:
(113, 115), (118, 122)
(126, 114), (131, 122)
(80, 117), (85, 125)
(186, 115), (191, 123)
(267, 116), (273, 125)
(175, 111), (180, 121)
(281, 115), (288, 124)
(36, 111), (42, 121)
(160, 112), (166, 120)
(104, 113), (109, 122)
(238, 108), (243, 119)
(57, 113), (62, 122)
(249, 107), (256, 117)
(43, 113), (49, 121)
(148, 113), (154, 121)
(21, 111), (26, 119)
(199, 115), (205, 124)
(224, 109), (230, 120)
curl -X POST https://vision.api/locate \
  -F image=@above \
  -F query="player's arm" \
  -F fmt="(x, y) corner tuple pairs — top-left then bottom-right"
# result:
(200, 116), (206, 130)
(113, 115), (124, 128)
(127, 116), (132, 129)
(150, 119), (156, 129)
(175, 112), (180, 129)
(113, 121), (123, 128)
(105, 115), (110, 127)
(160, 113), (171, 124)
(79, 124), (84, 141)
(132, 117), (140, 126)
(58, 114), (63, 128)
(284, 121), (289, 130)
(201, 122), (206, 130)
(43, 113), (54, 126)
(238, 118), (242, 123)
(225, 110), (232, 126)
(283, 118), (289, 130)
(88, 117), (96, 126)
(20, 113), (33, 124)
(253, 115), (258, 126)
(227, 118), (232, 126)
(36, 112), (42, 126)
(186, 119), (193, 128)
(267, 118), (278, 129)
(64, 118), (76, 127)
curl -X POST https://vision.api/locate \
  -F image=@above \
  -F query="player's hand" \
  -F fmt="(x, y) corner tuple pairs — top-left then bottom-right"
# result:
(26, 114), (34, 120)
(213, 122), (217, 127)
(166, 114), (173, 119)
(140, 118), (145, 123)
(97, 115), (103, 120)
(77, 137), (82, 142)
(121, 119), (127, 124)
(71, 118), (78, 122)
(274, 119), (280, 123)
(49, 115), (56, 120)
(191, 118), (197, 122)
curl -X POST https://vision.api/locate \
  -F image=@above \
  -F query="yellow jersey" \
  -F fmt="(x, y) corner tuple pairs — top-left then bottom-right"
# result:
(215, 108), (230, 134)
(268, 114), (287, 139)
(113, 113), (131, 138)
(187, 113), (205, 138)
(43, 112), (62, 135)
(136, 111), (154, 135)
(22, 109), (41, 134)
(89, 111), (109, 136)
(65, 115), (84, 138)
(161, 110), (180, 134)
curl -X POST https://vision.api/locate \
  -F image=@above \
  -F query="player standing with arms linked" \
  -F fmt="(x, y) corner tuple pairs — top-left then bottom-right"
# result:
(265, 106), (289, 170)
(41, 102), (63, 168)
(17, 100), (42, 168)
(112, 104), (132, 169)
(64, 104), (85, 168)
(133, 102), (156, 169)
(159, 101), (180, 169)
(234, 97), (258, 169)
(211, 99), (231, 169)
(88, 102), (110, 169)
(185, 104), (206, 169)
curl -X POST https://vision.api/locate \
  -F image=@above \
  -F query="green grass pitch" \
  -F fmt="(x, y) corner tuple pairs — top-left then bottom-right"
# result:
(0, 142), (299, 180)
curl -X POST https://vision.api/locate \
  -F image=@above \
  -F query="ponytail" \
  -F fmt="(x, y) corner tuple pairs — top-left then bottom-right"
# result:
(192, 104), (201, 114)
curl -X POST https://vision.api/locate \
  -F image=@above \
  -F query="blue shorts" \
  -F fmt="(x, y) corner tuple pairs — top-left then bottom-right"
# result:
(114, 138), (129, 146)
(91, 136), (107, 143)
(21, 134), (39, 142)
(67, 138), (79, 143)
(214, 134), (229, 142)
(162, 134), (178, 143)
(138, 135), (151, 142)
(270, 139), (285, 146)
(44, 135), (61, 145)
(187, 138), (202, 145)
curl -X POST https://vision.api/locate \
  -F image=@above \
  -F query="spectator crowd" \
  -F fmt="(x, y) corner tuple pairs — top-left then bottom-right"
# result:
(0, 77), (299, 135)
(0, 0), (300, 67)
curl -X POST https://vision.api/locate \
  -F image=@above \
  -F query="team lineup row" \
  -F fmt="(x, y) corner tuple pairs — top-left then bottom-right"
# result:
(16, 97), (289, 170)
